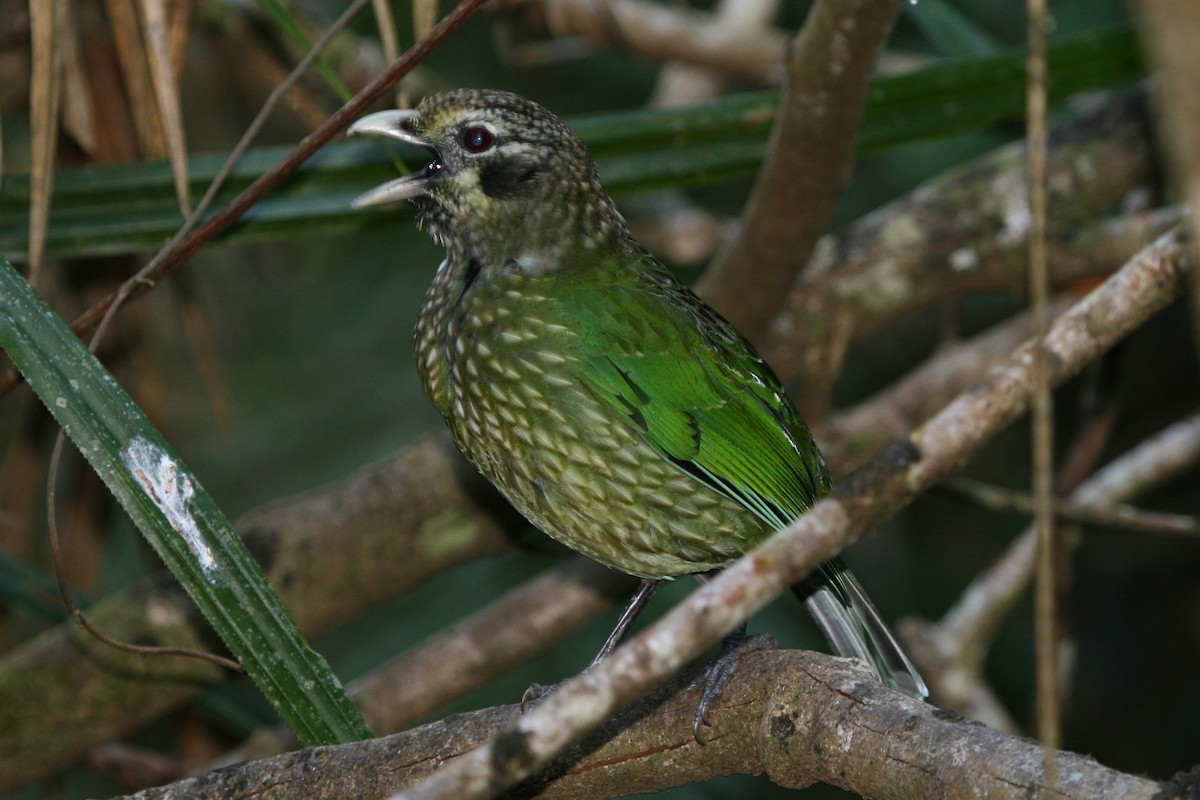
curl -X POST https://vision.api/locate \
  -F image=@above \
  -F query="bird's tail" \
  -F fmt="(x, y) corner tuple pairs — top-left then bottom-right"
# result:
(795, 556), (928, 699)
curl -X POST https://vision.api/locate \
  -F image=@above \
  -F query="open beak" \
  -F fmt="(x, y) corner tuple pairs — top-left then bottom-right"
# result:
(348, 109), (434, 208)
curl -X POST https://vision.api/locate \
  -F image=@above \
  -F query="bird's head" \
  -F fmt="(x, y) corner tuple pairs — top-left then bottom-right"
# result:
(349, 89), (626, 263)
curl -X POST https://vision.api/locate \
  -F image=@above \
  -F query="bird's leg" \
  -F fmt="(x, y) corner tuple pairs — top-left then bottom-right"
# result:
(587, 577), (661, 668)
(521, 578), (661, 710)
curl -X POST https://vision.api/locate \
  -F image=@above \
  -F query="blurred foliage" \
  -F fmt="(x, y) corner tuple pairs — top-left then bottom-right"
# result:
(0, 0), (1197, 798)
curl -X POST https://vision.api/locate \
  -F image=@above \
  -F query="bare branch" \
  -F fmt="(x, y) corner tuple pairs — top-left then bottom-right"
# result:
(116, 649), (1161, 800)
(944, 476), (1200, 537)
(383, 230), (1189, 800)
(820, 293), (1078, 473)
(697, 0), (901, 343)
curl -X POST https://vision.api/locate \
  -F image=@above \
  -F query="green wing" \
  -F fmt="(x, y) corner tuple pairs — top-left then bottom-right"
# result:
(560, 262), (829, 530)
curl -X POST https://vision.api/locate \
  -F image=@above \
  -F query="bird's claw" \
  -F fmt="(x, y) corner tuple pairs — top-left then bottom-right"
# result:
(690, 630), (774, 743)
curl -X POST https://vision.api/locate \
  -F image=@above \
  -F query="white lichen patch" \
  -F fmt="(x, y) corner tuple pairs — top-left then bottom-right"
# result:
(949, 247), (980, 272)
(836, 721), (856, 752)
(122, 436), (217, 574)
(994, 169), (1031, 246)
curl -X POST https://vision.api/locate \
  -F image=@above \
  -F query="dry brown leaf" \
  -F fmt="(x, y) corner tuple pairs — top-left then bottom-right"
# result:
(137, 0), (191, 216)
(75, 25), (142, 161)
(27, 0), (68, 286)
(105, 0), (162, 156)
(166, 0), (189, 79)
(60, 0), (97, 156)
(373, 0), (402, 105)
(413, 0), (437, 39)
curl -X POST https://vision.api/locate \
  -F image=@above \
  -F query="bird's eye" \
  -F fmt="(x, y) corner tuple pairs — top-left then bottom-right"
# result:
(461, 126), (494, 153)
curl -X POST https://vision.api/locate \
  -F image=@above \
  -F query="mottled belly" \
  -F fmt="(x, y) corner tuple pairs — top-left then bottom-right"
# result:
(446, 339), (765, 578)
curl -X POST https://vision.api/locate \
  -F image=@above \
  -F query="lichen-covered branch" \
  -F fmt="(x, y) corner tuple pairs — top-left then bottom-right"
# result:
(116, 649), (1161, 800)
(766, 89), (1157, 416)
(815, 204), (1182, 472)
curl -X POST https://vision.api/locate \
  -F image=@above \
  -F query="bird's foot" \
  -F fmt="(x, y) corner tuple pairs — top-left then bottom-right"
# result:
(689, 628), (773, 743)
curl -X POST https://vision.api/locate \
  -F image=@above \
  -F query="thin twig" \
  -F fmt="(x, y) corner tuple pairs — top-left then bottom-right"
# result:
(904, 409), (1200, 730)
(1026, 0), (1060, 776)
(45, 433), (243, 673)
(81, 0), (378, 359)
(944, 477), (1200, 537)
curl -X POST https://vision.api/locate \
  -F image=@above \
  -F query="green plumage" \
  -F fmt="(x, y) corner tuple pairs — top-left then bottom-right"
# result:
(351, 89), (925, 699)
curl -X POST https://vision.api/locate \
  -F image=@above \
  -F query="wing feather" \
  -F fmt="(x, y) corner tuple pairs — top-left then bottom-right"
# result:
(558, 262), (829, 531)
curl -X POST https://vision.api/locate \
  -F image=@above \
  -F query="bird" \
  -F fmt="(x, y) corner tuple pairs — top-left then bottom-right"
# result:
(348, 89), (926, 734)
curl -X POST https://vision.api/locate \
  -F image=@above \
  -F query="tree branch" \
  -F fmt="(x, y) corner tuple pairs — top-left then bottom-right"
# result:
(116, 649), (1161, 800)
(818, 292), (1081, 473)
(813, 203), (1182, 473)
(944, 476), (1200, 537)
(697, 0), (901, 343)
